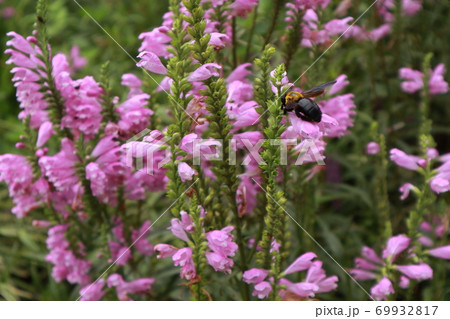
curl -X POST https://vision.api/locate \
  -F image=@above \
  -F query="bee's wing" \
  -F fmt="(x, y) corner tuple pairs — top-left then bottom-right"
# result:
(301, 80), (337, 98)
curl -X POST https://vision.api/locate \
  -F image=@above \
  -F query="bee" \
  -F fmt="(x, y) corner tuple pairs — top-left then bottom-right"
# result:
(281, 80), (336, 123)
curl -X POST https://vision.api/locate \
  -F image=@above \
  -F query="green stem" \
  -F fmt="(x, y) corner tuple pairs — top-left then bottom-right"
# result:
(245, 4), (259, 61)
(232, 17), (238, 68)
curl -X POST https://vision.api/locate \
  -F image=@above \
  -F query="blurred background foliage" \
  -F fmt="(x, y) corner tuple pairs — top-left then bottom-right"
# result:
(0, 0), (449, 300)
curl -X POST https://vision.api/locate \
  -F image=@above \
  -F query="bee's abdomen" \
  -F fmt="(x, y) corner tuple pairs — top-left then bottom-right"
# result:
(298, 98), (322, 122)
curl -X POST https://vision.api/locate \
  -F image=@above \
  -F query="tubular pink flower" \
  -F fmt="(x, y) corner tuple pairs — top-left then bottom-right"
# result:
(279, 278), (318, 298)
(429, 64), (449, 96)
(362, 246), (383, 264)
(402, 0), (422, 16)
(79, 280), (105, 301)
(328, 74), (349, 95)
(70, 46), (87, 71)
(227, 63), (252, 83)
(428, 245), (450, 260)
(205, 252), (234, 274)
(229, 0), (259, 17)
(131, 221), (154, 256)
(252, 281), (272, 299)
(138, 26), (172, 58)
(305, 261), (338, 293)
(349, 269), (377, 281)
(319, 93), (356, 137)
(107, 273), (154, 301)
(177, 162), (197, 182)
(371, 277), (394, 301)
(36, 121), (55, 148)
(284, 252), (316, 275)
(168, 218), (190, 242)
(187, 63), (222, 82)
(399, 183), (415, 200)
(172, 247), (196, 280)
(396, 263), (433, 281)
(399, 68), (424, 93)
(209, 32), (230, 49)
(368, 24), (391, 42)
(399, 276), (410, 289)
(366, 142), (380, 155)
(324, 17), (354, 36)
(243, 268), (269, 284)
(180, 211), (194, 233)
(154, 244), (178, 258)
(206, 226), (238, 257)
(382, 234), (410, 261)
(136, 51), (167, 74)
(389, 148), (420, 170)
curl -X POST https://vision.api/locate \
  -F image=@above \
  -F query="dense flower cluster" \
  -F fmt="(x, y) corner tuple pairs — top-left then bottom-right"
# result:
(243, 252), (338, 299)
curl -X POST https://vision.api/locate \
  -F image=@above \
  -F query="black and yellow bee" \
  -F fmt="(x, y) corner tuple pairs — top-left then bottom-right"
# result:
(281, 80), (336, 123)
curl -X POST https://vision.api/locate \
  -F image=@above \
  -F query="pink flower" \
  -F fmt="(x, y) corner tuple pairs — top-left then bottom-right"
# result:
(402, 0), (422, 16)
(79, 280), (105, 301)
(46, 225), (92, 286)
(180, 211), (194, 233)
(187, 63), (222, 82)
(70, 46), (87, 71)
(36, 121), (55, 148)
(178, 162), (197, 182)
(206, 226), (238, 257)
(328, 74), (349, 95)
(319, 93), (356, 137)
(284, 252), (316, 275)
(229, 0), (259, 17)
(324, 17), (354, 36)
(154, 244), (178, 258)
(362, 246), (383, 264)
(209, 32), (230, 49)
(54, 58), (103, 139)
(428, 246), (450, 260)
(6, 31), (35, 55)
(252, 281), (272, 299)
(279, 278), (318, 298)
(205, 252), (234, 274)
(236, 175), (259, 215)
(390, 148), (420, 170)
(429, 64), (449, 96)
(368, 24), (391, 41)
(396, 263), (433, 281)
(121, 73), (143, 97)
(107, 273), (154, 300)
(136, 51), (167, 74)
(169, 218), (190, 242)
(0, 154), (45, 217)
(108, 241), (132, 266)
(227, 63), (252, 83)
(39, 138), (80, 191)
(399, 183), (415, 200)
(116, 93), (153, 136)
(371, 277), (394, 301)
(243, 268), (269, 284)
(138, 26), (172, 58)
(305, 261), (338, 293)
(172, 247), (196, 280)
(349, 269), (377, 281)
(399, 68), (424, 93)
(366, 142), (380, 155)
(131, 221), (154, 256)
(399, 276), (410, 289)
(382, 234), (410, 261)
